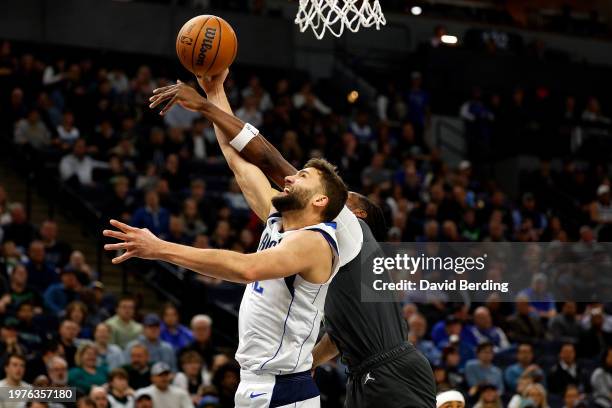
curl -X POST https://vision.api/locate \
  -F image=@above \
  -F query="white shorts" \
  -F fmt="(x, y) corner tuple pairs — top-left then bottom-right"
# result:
(235, 370), (320, 408)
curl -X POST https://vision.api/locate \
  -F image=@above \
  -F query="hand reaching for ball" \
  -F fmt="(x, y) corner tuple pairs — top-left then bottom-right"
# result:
(196, 68), (229, 95)
(149, 80), (207, 115)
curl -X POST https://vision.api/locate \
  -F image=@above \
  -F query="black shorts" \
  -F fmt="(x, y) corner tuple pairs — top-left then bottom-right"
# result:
(345, 343), (436, 408)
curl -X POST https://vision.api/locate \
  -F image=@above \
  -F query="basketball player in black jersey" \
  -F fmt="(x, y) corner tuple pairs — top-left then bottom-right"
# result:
(150, 71), (436, 408)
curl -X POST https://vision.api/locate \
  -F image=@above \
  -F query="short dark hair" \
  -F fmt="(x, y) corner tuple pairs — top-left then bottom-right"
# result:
(476, 341), (494, 353)
(5, 353), (26, 367)
(304, 158), (348, 222)
(109, 367), (129, 381)
(351, 193), (387, 241)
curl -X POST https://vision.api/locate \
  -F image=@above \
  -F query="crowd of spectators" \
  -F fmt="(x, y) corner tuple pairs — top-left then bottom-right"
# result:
(1, 33), (612, 407)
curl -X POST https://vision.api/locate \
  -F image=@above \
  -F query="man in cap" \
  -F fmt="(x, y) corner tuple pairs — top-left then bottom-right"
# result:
(134, 362), (191, 408)
(124, 313), (176, 371)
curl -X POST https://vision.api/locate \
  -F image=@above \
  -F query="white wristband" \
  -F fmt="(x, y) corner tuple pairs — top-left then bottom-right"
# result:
(230, 123), (259, 152)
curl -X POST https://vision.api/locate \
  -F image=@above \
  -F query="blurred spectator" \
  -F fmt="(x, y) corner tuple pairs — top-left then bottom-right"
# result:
(292, 82), (331, 115)
(68, 341), (107, 394)
(105, 295), (143, 348)
(3, 204), (37, 249)
(133, 394), (152, 408)
(521, 383), (550, 408)
(25, 341), (63, 383)
(180, 198), (207, 240)
(578, 306), (612, 359)
(179, 314), (214, 368)
(13, 109), (52, 151)
(549, 302), (582, 344)
(519, 274), (556, 319)
(130, 190), (170, 239)
(590, 184), (612, 241)
(7, 264), (43, 310)
(39, 220), (72, 268)
(125, 313), (176, 372)
(562, 384), (583, 408)
(134, 362), (192, 408)
(591, 347), (612, 408)
(93, 323), (124, 370)
(408, 313), (441, 365)
(58, 319), (80, 367)
(506, 295), (545, 343)
(508, 375), (535, 408)
(47, 356), (69, 387)
(504, 343), (544, 392)
(43, 269), (82, 315)
(211, 362), (240, 408)
(465, 342), (505, 395)
(223, 179), (250, 220)
(160, 303), (193, 352)
(0, 354), (30, 394)
(472, 383), (502, 408)
(406, 71), (430, 138)
(107, 368), (134, 408)
(65, 251), (95, 285)
(235, 95), (263, 128)
(59, 139), (109, 187)
(241, 75), (272, 112)
(121, 343), (151, 390)
(547, 343), (586, 395)
(89, 386), (109, 408)
(104, 176), (134, 223)
(56, 111), (80, 149)
(163, 104), (200, 131)
(172, 350), (210, 405)
(25, 240), (58, 293)
(464, 307), (510, 353)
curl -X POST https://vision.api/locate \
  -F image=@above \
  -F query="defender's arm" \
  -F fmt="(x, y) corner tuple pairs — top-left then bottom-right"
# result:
(312, 333), (340, 369)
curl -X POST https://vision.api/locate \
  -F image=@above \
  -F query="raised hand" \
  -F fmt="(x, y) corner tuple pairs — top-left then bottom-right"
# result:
(196, 68), (229, 95)
(103, 219), (164, 264)
(149, 80), (207, 115)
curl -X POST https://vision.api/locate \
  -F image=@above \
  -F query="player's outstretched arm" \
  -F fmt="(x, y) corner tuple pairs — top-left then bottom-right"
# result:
(312, 333), (340, 369)
(197, 72), (297, 188)
(103, 220), (333, 284)
(149, 81), (277, 221)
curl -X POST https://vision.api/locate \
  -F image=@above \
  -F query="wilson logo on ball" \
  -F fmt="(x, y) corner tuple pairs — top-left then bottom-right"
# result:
(180, 36), (193, 45)
(195, 28), (217, 66)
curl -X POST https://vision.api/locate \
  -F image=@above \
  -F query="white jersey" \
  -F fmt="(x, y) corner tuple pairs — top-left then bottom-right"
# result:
(236, 207), (360, 375)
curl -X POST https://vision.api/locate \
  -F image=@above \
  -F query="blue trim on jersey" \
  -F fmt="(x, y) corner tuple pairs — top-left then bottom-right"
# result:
(311, 285), (323, 304)
(268, 212), (281, 219)
(284, 274), (296, 298)
(259, 295), (295, 370)
(269, 371), (319, 408)
(324, 221), (337, 229)
(307, 228), (339, 255)
(290, 310), (319, 372)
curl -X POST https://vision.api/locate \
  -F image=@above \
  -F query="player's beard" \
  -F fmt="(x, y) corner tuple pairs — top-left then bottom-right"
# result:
(272, 186), (312, 214)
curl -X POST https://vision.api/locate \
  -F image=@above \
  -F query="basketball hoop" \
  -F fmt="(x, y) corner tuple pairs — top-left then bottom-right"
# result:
(295, 0), (386, 40)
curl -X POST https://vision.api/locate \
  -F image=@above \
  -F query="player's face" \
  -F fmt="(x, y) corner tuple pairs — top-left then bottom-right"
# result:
(272, 168), (322, 214)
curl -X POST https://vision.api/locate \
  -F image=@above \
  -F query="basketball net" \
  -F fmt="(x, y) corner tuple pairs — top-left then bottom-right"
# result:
(295, 0), (386, 40)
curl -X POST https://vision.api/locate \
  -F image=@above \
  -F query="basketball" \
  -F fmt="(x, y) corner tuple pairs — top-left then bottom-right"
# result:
(175, 15), (237, 78)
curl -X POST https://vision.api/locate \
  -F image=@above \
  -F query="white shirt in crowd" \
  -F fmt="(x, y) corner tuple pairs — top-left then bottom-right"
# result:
(57, 125), (80, 145)
(0, 379), (31, 408)
(163, 105), (201, 129)
(134, 385), (192, 408)
(59, 154), (109, 185)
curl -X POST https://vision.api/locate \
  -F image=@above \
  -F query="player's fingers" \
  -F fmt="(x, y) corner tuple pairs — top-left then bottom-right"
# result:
(102, 229), (129, 241)
(152, 84), (179, 94)
(104, 242), (132, 251)
(112, 250), (135, 264)
(149, 90), (177, 106)
(110, 219), (137, 233)
(159, 94), (179, 115)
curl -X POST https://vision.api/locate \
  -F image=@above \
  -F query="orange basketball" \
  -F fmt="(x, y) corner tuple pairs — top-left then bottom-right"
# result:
(176, 15), (238, 78)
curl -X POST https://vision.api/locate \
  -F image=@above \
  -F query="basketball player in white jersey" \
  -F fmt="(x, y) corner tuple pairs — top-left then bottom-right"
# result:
(104, 90), (351, 408)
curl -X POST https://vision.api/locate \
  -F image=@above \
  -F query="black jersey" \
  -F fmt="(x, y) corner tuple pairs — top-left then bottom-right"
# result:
(323, 219), (407, 369)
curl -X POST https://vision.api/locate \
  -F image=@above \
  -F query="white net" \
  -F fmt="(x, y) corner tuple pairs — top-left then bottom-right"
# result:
(295, 0), (386, 40)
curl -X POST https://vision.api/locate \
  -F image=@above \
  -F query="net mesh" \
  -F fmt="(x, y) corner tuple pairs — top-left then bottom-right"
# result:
(295, 0), (386, 40)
